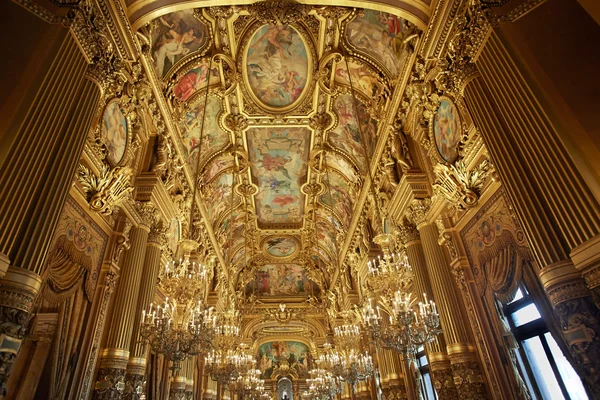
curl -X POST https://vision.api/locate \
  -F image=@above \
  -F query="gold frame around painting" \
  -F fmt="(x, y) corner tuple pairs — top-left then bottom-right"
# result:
(239, 20), (316, 115)
(261, 235), (301, 261)
(99, 98), (132, 168)
(428, 95), (465, 165)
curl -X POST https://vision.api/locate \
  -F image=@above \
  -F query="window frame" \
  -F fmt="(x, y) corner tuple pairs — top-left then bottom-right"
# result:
(503, 285), (577, 400)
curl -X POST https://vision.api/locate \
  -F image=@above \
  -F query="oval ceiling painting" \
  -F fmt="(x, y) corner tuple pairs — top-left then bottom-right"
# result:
(101, 100), (128, 167)
(264, 236), (298, 258)
(245, 24), (309, 109)
(433, 99), (462, 163)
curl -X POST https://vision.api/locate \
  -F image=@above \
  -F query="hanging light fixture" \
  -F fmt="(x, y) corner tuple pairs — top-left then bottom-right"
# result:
(139, 57), (216, 371)
(318, 343), (373, 400)
(304, 365), (342, 400)
(332, 21), (442, 360)
(360, 291), (441, 358)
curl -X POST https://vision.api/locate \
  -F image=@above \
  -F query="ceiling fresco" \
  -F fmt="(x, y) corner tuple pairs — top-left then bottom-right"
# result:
(150, 10), (210, 79)
(247, 127), (310, 228)
(245, 264), (320, 298)
(179, 95), (229, 172)
(328, 94), (378, 171)
(245, 24), (310, 108)
(344, 9), (412, 77)
(142, 4), (416, 314)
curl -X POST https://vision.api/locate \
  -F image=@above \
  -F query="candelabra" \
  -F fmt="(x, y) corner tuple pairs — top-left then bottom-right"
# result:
(158, 242), (209, 305)
(305, 366), (342, 400)
(368, 234), (413, 294)
(361, 291), (441, 358)
(230, 368), (268, 399)
(140, 298), (215, 371)
(318, 344), (373, 399)
(333, 323), (361, 351)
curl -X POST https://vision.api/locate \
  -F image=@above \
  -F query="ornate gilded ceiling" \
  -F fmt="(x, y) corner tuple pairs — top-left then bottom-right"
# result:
(136, 2), (419, 302)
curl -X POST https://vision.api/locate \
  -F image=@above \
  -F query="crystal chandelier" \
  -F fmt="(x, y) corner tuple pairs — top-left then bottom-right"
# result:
(333, 323), (361, 352)
(230, 368), (268, 400)
(318, 343), (373, 399)
(304, 366), (342, 400)
(158, 244), (209, 305)
(140, 298), (215, 371)
(204, 348), (254, 386)
(367, 234), (413, 294)
(360, 291), (441, 357)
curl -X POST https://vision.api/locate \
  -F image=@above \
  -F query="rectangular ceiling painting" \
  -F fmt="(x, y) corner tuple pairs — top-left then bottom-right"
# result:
(247, 128), (310, 227)
(245, 264), (318, 297)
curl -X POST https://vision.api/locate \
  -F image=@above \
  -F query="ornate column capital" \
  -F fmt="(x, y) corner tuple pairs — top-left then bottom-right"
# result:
(69, 1), (128, 96)
(147, 220), (168, 249)
(435, 2), (491, 97)
(407, 199), (431, 229)
(133, 201), (158, 230)
(398, 223), (420, 246)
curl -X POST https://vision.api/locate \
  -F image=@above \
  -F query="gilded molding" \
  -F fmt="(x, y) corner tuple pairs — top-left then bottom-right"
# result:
(78, 164), (134, 215)
(80, 271), (118, 399)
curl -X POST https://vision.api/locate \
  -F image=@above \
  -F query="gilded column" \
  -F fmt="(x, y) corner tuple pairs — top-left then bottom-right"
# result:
(399, 222), (457, 399)
(94, 203), (156, 399)
(125, 221), (166, 398)
(0, 30), (104, 390)
(461, 36), (600, 395)
(185, 358), (194, 400)
(538, 261), (600, 398)
(409, 202), (488, 399)
(384, 350), (408, 399)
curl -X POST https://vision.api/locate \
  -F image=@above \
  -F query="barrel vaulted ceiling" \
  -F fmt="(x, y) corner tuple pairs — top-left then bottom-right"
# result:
(136, 1), (421, 304)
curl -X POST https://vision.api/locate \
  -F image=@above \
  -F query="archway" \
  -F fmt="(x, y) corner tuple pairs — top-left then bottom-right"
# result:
(277, 377), (294, 400)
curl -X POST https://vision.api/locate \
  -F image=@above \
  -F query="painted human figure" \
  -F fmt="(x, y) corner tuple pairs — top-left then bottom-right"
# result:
(154, 17), (205, 76)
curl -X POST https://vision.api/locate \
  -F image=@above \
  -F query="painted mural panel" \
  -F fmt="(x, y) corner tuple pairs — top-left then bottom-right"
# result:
(264, 237), (298, 258)
(325, 152), (359, 184)
(181, 96), (228, 171)
(258, 341), (310, 379)
(246, 24), (309, 108)
(46, 196), (109, 301)
(315, 220), (336, 261)
(205, 173), (234, 221)
(433, 99), (462, 163)
(329, 94), (377, 171)
(247, 128), (310, 226)
(204, 153), (235, 184)
(101, 100), (128, 167)
(151, 10), (209, 78)
(345, 10), (409, 76)
(172, 62), (220, 102)
(245, 264), (318, 297)
(334, 61), (383, 99)
(320, 171), (354, 228)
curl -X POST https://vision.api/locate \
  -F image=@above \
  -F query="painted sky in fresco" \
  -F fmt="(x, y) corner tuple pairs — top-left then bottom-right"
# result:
(245, 264), (318, 297)
(247, 128), (310, 226)
(246, 24), (309, 108)
(346, 9), (408, 76)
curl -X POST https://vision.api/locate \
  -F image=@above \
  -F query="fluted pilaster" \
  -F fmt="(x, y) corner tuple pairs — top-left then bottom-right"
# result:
(464, 31), (600, 287)
(417, 221), (487, 399)
(95, 215), (152, 399)
(399, 223), (457, 399)
(125, 223), (166, 398)
(0, 29), (102, 392)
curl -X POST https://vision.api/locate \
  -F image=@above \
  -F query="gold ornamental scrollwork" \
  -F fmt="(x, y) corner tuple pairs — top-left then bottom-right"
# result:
(77, 164), (133, 216)
(433, 158), (491, 210)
